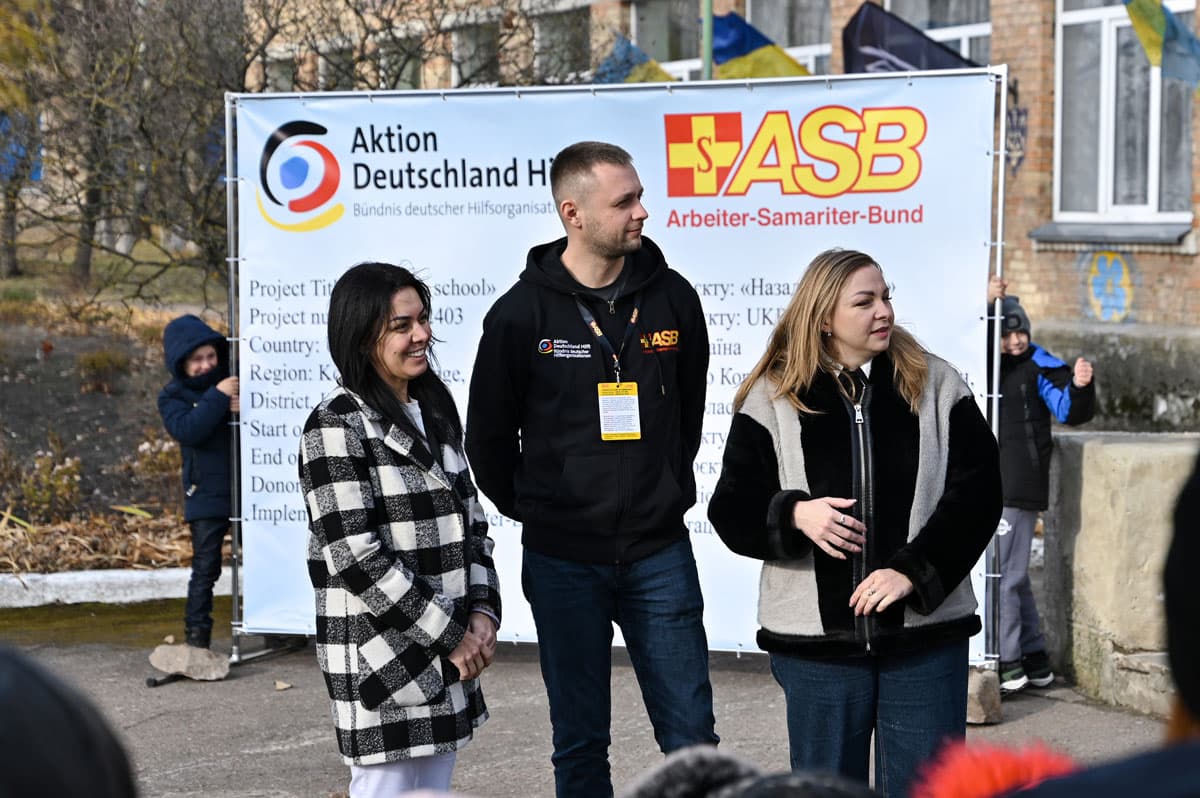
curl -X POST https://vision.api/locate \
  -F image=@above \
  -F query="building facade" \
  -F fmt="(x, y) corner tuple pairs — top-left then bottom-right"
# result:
(249, 0), (1199, 430)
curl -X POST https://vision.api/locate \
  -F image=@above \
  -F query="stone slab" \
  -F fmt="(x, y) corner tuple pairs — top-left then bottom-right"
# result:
(1043, 432), (1199, 717)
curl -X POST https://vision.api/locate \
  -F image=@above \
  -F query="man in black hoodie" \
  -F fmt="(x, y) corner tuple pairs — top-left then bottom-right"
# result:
(466, 141), (717, 797)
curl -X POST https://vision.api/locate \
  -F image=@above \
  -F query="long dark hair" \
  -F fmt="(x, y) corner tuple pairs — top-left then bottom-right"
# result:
(326, 262), (462, 446)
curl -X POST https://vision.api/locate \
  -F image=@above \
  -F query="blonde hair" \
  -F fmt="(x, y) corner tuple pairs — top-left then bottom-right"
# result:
(732, 248), (928, 414)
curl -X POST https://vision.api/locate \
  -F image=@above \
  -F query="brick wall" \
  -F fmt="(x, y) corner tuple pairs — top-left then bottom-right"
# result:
(829, 0), (1198, 330)
(991, 0), (1057, 320)
(989, 0), (1198, 429)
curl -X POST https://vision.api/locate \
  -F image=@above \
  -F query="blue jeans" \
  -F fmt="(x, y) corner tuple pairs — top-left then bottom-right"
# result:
(522, 539), (719, 798)
(770, 638), (968, 798)
(185, 517), (228, 634)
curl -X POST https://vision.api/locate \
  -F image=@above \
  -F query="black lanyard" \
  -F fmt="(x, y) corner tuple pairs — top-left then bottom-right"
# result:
(575, 290), (642, 383)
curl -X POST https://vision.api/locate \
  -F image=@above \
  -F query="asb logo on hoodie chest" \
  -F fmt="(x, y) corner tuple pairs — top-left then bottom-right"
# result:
(537, 338), (592, 360)
(640, 329), (680, 353)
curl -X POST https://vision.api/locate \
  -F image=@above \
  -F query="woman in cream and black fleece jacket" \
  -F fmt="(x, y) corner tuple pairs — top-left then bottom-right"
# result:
(709, 249), (1000, 798)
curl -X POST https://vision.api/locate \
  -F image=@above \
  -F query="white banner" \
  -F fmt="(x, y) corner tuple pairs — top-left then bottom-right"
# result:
(231, 71), (1000, 655)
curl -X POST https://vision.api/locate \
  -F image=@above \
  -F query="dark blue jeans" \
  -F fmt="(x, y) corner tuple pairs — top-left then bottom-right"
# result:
(522, 539), (719, 798)
(185, 517), (228, 634)
(770, 637), (968, 798)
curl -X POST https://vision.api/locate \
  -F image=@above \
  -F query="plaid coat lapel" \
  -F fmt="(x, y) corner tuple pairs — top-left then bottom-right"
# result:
(382, 423), (453, 495)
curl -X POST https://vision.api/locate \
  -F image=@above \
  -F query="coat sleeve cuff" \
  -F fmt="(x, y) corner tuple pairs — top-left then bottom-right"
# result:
(889, 547), (945, 615)
(471, 604), (500, 631)
(427, 604), (471, 657)
(766, 489), (813, 559)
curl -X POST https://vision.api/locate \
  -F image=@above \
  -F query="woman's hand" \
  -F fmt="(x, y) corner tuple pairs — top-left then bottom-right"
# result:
(850, 568), (913, 616)
(468, 611), (498, 662)
(448, 626), (490, 681)
(792, 498), (866, 560)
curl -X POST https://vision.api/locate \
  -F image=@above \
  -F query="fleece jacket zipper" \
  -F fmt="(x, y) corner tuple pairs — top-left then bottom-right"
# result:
(847, 383), (875, 652)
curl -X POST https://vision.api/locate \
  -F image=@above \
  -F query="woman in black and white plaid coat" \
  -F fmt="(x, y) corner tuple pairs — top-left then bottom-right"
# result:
(299, 263), (501, 797)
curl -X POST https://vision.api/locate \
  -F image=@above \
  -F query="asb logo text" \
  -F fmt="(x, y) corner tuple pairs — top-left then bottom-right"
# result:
(665, 107), (927, 198)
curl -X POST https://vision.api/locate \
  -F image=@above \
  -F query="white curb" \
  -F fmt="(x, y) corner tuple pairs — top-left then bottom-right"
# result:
(0, 567), (232, 608)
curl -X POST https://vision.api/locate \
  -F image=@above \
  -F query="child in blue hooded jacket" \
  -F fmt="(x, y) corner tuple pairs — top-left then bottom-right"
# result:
(987, 278), (1095, 693)
(157, 314), (239, 649)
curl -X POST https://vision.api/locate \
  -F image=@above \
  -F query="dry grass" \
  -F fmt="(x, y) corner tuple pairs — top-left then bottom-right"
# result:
(0, 511), (209, 575)
(0, 265), (233, 574)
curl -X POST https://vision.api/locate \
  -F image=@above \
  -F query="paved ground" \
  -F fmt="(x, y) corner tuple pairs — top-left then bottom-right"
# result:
(1, 598), (1167, 798)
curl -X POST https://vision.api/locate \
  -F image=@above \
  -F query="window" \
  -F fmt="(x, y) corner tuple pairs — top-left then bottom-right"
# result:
(634, 0), (700, 62)
(656, 0), (833, 79)
(375, 37), (423, 90)
(454, 22), (500, 86)
(888, 0), (988, 29)
(748, 0), (833, 74)
(748, 0), (831, 47)
(1055, 1), (1194, 221)
(535, 7), (592, 82)
(319, 47), (356, 91)
(264, 55), (294, 92)
(885, 0), (991, 62)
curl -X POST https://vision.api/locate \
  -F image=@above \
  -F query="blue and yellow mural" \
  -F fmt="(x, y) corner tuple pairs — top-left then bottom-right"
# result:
(1085, 250), (1134, 322)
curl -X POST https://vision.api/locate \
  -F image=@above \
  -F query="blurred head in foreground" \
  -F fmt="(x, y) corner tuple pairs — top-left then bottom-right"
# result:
(0, 645), (137, 797)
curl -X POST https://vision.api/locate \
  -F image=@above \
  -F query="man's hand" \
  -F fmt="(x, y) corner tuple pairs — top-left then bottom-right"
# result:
(1073, 357), (1093, 388)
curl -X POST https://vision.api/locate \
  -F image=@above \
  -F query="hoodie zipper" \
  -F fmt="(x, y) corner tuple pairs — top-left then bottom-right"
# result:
(846, 383), (875, 652)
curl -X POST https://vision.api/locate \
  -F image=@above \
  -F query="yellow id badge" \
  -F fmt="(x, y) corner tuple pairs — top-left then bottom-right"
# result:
(597, 382), (641, 441)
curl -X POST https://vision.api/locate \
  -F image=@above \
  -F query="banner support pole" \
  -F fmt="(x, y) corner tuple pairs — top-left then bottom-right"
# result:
(701, 0), (714, 80)
(223, 93), (250, 665)
(983, 64), (1010, 673)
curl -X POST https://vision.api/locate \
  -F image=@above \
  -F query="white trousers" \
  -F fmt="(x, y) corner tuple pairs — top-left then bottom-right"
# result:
(349, 752), (457, 797)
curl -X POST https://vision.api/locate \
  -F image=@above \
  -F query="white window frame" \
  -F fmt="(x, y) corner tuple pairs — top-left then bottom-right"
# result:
(785, 43), (834, 74)
(745, 0), (832, 47)
(919, 21), (991, 61)
(652, 0), (834, 80)
(742, 0), (835, 74)
(658, 43), (833, 81)
(882, 0), (992, 60)
(1054, 0), (1194, 223)
(631, 0), (701, 63)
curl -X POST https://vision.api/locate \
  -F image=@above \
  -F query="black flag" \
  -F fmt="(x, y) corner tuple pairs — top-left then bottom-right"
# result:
(842, 2), (980, 73)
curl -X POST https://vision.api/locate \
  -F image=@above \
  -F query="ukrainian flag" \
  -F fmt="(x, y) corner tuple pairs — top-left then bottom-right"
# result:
(594, 34), (677, 83)
(713, 12), (810, 79)
(1124, 0), (1200, 88)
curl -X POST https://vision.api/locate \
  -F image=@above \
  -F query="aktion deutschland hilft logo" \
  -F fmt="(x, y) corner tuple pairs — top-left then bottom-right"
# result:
(257, 121), (345, 232)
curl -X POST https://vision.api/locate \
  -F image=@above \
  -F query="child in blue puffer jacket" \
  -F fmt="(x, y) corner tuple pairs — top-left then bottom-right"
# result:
(987, 278), (1095, 694)
(157, 314), (238, 649)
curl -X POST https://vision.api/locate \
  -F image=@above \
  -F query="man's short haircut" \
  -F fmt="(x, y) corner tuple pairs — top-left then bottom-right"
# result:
(550, 141), (634, 205)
